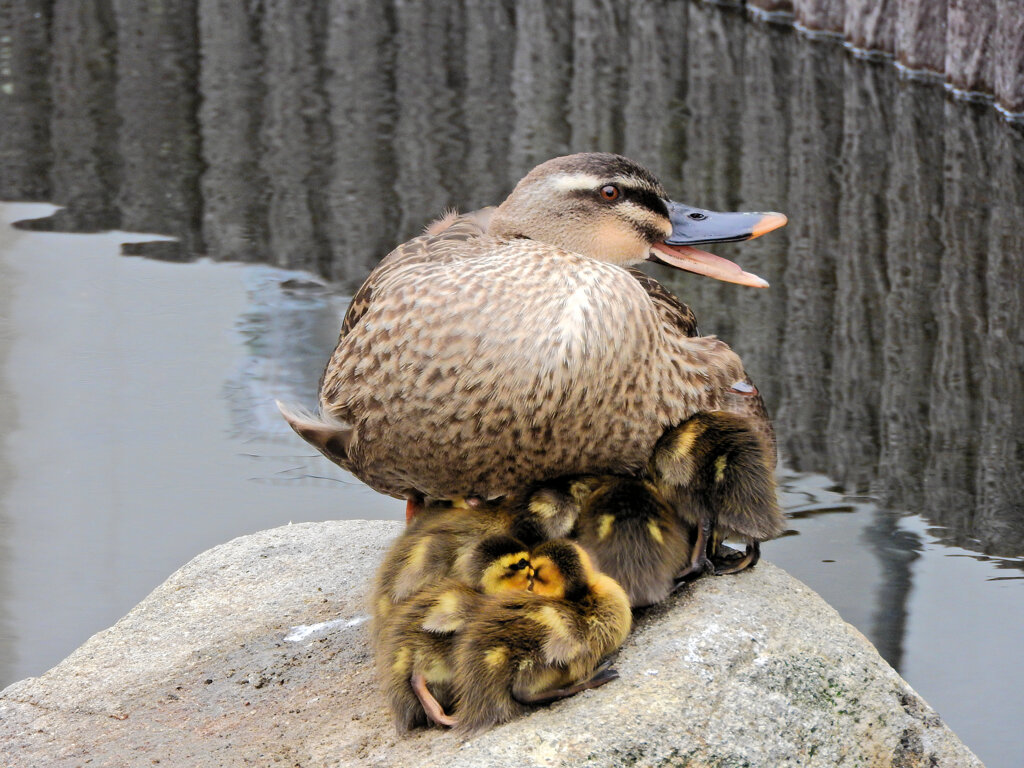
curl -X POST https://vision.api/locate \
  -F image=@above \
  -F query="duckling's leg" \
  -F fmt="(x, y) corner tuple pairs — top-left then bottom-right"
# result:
(514, 664), (619, 705)
(712, 541), (760, 575)
(674, 514), (714, 580)
(411, 673), (457, 727)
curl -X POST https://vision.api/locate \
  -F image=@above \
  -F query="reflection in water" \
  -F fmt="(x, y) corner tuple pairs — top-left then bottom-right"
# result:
(1, 0), (1021, 586)
(197, 0), (267, 265)
(46, 0), (121, 232)
(0, 1), (1022, 762)
(224, 269), (351, 447)
(115, 2), (202, 258)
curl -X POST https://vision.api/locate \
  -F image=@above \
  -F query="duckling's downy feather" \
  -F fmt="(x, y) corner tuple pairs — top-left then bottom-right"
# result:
(450, 541), (631, 735)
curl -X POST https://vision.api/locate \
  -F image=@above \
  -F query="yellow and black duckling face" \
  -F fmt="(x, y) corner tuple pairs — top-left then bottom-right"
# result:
(471, 535), (534, 595)
(448, 537), (631, 735)
(375, 535), (536, 732)
(527, 539), (592, 602)
(487, 152), (786, 285)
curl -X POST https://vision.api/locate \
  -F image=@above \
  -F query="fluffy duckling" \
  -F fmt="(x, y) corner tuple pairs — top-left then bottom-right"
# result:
(377, 535), (533, 731)
(450, 540), (632, 735)
(650, 411), (786, 577)
(371, 483), (580, 637)
(572, 476), (692, 607)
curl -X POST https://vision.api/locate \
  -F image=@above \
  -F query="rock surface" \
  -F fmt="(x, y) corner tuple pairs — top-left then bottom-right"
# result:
(0, 520), (982, 767)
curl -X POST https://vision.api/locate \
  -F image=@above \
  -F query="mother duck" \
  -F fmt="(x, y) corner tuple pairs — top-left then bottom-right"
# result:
(279, 153), (786, 513)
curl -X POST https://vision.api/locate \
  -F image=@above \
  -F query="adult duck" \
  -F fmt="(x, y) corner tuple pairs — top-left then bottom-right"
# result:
(278, 153), (786, 512)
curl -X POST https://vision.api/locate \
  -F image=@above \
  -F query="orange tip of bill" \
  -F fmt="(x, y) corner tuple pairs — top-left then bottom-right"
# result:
(750, 212), (788, 240)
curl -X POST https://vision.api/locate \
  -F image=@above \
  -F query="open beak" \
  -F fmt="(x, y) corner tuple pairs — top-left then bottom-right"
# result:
(648, 202), (788, 288)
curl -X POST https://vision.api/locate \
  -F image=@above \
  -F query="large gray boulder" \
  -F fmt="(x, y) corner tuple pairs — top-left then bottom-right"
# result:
(0, 520), (982, 767)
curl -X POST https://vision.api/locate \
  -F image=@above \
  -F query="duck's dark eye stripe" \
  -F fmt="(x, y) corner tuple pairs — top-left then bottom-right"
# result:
(629, 219), (670, 243)
(627, 188), (670, 218)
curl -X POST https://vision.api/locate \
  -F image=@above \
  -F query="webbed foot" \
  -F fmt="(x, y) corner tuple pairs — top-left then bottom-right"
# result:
(674, 515), (714, 581)
(412, 672), (457, 727)
(712, 541), (760, 575)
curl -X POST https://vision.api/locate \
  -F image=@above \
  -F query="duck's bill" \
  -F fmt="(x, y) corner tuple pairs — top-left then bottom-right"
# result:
(649, 244), (771, 288)
(648, 203), (788, 288)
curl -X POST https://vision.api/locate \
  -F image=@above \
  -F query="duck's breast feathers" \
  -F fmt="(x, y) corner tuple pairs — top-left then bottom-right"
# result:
(323, 238), (662, 410)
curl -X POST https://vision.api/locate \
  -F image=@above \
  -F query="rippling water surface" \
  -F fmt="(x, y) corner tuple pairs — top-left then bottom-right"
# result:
(1, 2), (1022, 766)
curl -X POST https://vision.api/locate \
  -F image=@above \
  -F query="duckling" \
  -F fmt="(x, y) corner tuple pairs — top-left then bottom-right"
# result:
(650, 411), (786, 577)
(450, 540), (632, 735)
(572, 476), (693, 607)
(376, 535), (533, 732)
(370, 483), (580, 637)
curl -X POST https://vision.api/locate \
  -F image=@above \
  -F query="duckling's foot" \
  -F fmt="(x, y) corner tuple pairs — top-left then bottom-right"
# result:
(670, 574), (692, 594)
(411, 673), (457, 728)
(712, 541), (760, 575)
(673, 556), (712, 582)
(514, 666), (620, 705)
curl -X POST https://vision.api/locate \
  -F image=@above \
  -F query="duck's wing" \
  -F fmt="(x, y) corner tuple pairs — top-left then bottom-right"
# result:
(720, 377), (778, 467)
(284, 211), (496, 484)
(338, 208), (496, 339)
(627, 268), (777, 466)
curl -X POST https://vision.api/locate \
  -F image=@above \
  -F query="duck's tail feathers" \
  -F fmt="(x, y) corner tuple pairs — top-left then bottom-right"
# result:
(275, 400), (353, 467)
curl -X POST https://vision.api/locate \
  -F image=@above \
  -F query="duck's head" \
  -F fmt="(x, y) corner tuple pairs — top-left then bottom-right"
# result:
(488, 152), (786, 287)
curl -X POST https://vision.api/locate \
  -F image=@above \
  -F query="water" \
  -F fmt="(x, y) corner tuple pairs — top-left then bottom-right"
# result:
(2, 2), (1022, 766)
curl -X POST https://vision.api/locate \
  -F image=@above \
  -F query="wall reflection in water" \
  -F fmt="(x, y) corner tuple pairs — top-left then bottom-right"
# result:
(1, 0), (1021, 734)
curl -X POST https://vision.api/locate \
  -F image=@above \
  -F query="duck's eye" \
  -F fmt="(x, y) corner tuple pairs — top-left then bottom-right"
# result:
(599, 185), (620, 202)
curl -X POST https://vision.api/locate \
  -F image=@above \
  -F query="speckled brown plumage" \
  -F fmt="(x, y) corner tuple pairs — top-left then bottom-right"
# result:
(285, 153), (778, 501)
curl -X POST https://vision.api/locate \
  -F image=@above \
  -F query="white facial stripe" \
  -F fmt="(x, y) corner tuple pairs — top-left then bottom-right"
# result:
(619, 199), (653, 216)
(549, 172), (605, 193)
(549, 172), (658, 194)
